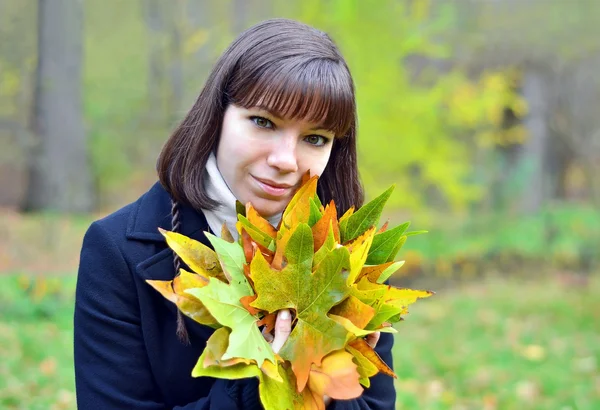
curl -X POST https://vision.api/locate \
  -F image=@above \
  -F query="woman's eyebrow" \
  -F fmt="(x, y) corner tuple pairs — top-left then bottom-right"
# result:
(252, 106), (332, 133)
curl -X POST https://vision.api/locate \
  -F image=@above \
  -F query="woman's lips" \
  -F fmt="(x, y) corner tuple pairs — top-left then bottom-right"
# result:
(252, 176), (293, 197)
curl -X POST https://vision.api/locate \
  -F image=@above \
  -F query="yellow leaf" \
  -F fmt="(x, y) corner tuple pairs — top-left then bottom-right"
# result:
(346, 227), (376, 285)
(158, 228), (226, 282)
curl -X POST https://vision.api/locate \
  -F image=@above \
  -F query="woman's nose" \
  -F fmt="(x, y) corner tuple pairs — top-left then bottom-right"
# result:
(266, 136), (299, 173)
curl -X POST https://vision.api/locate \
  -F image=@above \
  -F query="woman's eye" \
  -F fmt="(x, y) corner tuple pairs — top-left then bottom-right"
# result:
(251, 116), (273, 129)
(305, 135), (329, 146)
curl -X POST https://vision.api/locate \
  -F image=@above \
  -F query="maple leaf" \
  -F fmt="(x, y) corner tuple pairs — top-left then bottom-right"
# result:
(186, 275), (275, 368)
(147, 268), (218, 327)
(250, 223), (352, 391)
(205, 233), (253, 296)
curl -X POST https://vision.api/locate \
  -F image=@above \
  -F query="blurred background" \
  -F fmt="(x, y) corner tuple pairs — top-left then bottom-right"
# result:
(0, 0), (598, 408)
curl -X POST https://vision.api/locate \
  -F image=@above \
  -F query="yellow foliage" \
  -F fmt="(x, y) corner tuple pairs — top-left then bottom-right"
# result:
(298, 1), (526, 212)
(183, 29), (210, 56)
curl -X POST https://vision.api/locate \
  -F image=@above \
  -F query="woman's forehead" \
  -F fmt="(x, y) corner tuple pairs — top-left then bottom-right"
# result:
(239, 90), (349, 136)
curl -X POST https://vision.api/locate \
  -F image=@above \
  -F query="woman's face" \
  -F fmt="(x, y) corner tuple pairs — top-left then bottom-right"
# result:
(216, 104), (335, 217)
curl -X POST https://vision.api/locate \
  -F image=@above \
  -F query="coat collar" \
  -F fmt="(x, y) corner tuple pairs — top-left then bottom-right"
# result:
(126, 181), (212, 243)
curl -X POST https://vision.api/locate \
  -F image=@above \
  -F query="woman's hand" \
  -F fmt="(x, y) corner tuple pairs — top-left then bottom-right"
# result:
(366, 331), (380, 348)
(266, 309), (292, 354)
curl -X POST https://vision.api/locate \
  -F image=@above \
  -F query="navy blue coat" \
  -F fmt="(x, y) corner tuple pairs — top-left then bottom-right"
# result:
(74, 181), (396, 409)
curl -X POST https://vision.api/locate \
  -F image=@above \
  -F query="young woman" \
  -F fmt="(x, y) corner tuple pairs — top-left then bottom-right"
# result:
(74, 18), (395, 409)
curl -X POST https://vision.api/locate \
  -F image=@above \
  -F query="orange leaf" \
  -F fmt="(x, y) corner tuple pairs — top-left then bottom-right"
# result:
(257, 312), (276, 335)
(240, 295), (260, 316)
(247, 204), (277, 239)
(311, 200), (339, 251)
(348, 338), (396, 378)
(308, 350), (363, 401)
(241, 229), (254, 264)
(328, 295), (375, 329)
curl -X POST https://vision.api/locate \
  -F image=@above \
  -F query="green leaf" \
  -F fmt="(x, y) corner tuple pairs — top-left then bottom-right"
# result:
(258, 365), (298, 410)
(342, 185), (395, 242)
(205, 233), (252, 295)
(366, 222), (410, 265)
(376, 261), (405, 284)
(186, 277), (275, 367)
(386, 236), (407, 263)
(192, 327), (261, 379)
(308, 197), (323, 227)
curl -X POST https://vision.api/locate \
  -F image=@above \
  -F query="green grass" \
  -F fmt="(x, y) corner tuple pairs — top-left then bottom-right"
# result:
(393, 276), (600, 409)
(0, 276), (76, 410)
(0, 274), (598, 409)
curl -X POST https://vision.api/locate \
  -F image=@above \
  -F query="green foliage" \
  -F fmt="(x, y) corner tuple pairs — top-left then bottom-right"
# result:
(398, 204), (600, 278)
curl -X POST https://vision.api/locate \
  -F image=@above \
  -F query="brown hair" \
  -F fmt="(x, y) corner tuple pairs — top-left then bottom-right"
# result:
(157, 18), (363, 215)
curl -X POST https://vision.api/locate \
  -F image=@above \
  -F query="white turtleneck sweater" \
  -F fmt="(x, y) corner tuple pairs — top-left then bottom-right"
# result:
(201, 153), (282, 240)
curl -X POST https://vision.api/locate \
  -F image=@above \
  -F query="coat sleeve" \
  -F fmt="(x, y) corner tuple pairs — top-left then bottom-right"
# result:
(74, 222), (262, 410)
(328, 332), (396, 410)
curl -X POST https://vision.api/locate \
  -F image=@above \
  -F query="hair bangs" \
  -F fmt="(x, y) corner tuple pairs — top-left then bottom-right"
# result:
(230, 59), (355, 137)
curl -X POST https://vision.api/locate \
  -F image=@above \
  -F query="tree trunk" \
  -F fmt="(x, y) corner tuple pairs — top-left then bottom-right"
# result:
(515, 69), (551, 214)
(168, 0), (184, 125)
(143, 0), (167, 125)
(23, 0), (93, 212)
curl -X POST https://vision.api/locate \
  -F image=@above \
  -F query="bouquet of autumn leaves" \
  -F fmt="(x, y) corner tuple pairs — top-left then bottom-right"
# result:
(147, 176), (433, 409)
